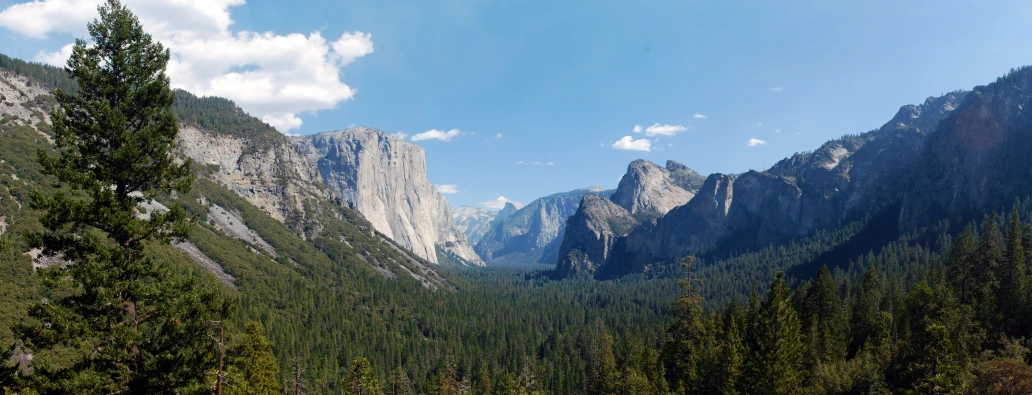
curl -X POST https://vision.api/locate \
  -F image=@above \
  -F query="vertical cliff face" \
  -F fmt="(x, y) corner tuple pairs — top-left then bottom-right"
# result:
(297, 128), (483, 265)
(901, 70), (1032, 230)
(475, 187), (609, 265)
(609, 160), (705, 216)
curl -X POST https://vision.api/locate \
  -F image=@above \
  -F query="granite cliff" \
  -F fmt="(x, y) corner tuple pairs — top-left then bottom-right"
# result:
(297, 128), (484, 265)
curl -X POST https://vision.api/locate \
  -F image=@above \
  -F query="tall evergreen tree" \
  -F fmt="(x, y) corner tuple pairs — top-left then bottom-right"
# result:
(999, 206), (1028, 337)
(342, 358), (384, 395)
(947, 226), (978, 305)
(850, 264), (887, 356)
(896, 282), (980, 394)
(976, 212), (1004, 332)
(799, 266), (848, 365)
(225, 322), (282, 395)
(745, 273), (805, 395)
(19, 1), (224, 392)
(663, 256), (712, 392)
(584, 319), (618, 395)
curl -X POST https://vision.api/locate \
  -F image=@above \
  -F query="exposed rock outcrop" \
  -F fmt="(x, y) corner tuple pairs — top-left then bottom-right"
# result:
(297, 128), (484, 265)
(556, 194), (636, 277)
(476, 187), (610, 265)
(610, 160), (705, 216)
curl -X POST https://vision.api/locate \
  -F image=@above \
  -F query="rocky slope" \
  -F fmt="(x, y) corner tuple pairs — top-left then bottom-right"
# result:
(559, 90), (969, 277)
(475, 187), (610, 265)
(296, 128), (483, 265)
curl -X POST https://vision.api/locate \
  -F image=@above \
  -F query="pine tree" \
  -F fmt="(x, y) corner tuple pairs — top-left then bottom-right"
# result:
(999, 206), (1028, 337)
(225, 322), (282, 395)
(584, 319), (618, 395)
(976, 213), (1004, 332)
(850, 264), (887, 356)
(663, 256), (712, 391)
(342, 358), (384, 395)
(947, 226), (978, 305)
(745, 273), (805, 395)
(896, 282), (980, 394)
(799, 266), (847, 365)
(18, 1), (224, 392)
(387, 365), (413, 395)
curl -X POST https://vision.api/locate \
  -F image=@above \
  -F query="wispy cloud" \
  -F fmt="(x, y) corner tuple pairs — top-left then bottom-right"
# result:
(411, 129), (462, 142)
(755, 122), (763, 127)
(770, 87), (784, 92)
(747, 138), (768, 147)
(393, 132), (408, 139)
(495, 133), (503, 139)
(693, 114), (708, 119)
(612, 136), (652, 152)
(772, 129), (782, 133)
(635, 123), (689, 137)
(435, 184), (459, 194)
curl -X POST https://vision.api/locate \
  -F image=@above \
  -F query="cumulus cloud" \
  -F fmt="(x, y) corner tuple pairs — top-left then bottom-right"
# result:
(34, 43), (74, 66)
(637, 123), (689, 137)
(612, 136), (651, 152)
(435, 184), (459, 194)
(1, 0), (374, 133)
(481, 196), (514, 210)
(747, 138), (767, 147)
(693, 114), (708, 119)
(411, 129), (462, 142)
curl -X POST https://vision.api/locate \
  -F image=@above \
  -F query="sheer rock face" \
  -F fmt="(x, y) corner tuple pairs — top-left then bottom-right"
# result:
(475, 187), (609, 265)
(901, 72), (1032, 230)
(555, 194), (635, 277)
(296, 128), (483, 265)
(610, 160), (705, 216)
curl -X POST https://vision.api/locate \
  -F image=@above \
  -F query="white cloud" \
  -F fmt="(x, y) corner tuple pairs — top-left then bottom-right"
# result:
(771, 87), (784, 92)
(34, 43), (74, 66)
(755, 122), (763, 127)
(481, 196), (513, 210)
(772, 129), (782, 133)
(516, 160), (524, 164)
(747, 138), (767, 147)
(633, 125), (642, 133)
(262, 113), (303, 132)
(1, 0), (374, 133)
(612, 136), (651, 152)
(411, 129), (461, 142)
(546, 162), (554, 166)
(495, 132), (502, 139)
(435, 184), (459, 194)
(693, 114), (708, 119)
(642, 123), (689, 137)
(393, 131), (408, 139)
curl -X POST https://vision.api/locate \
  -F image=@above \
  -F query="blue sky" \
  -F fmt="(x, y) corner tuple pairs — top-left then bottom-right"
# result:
(3, 0), (1032, 209)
